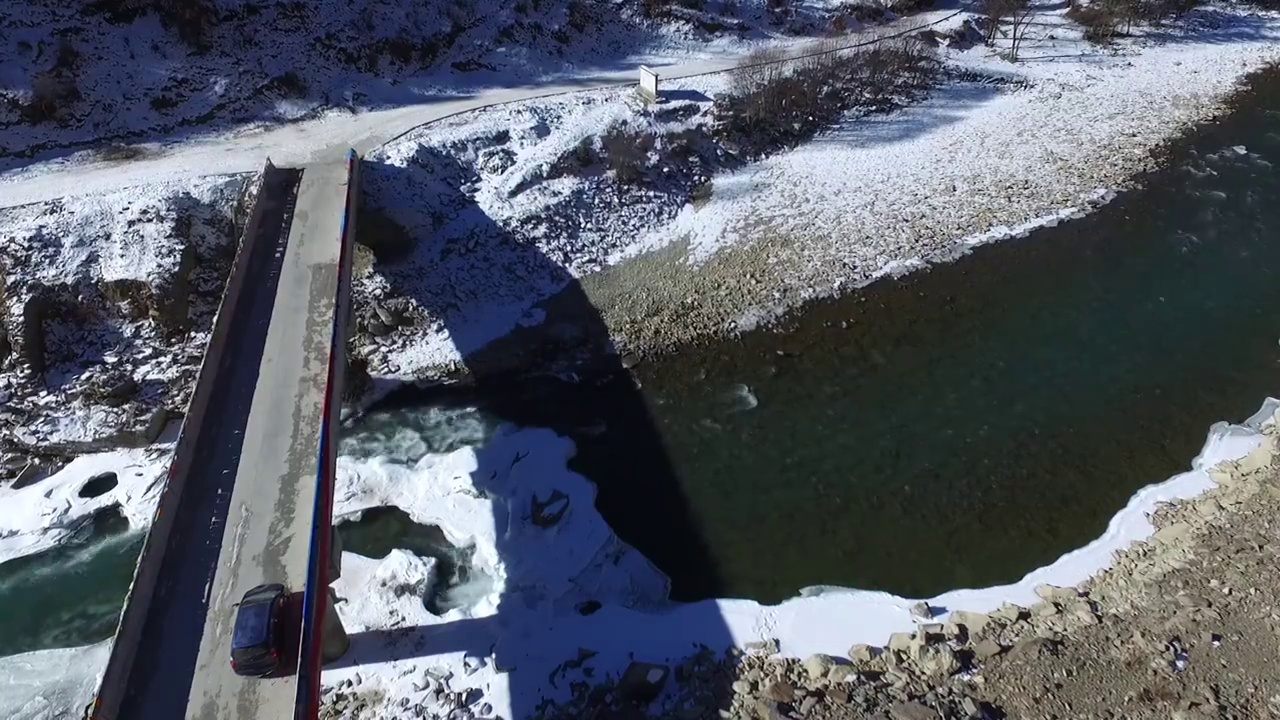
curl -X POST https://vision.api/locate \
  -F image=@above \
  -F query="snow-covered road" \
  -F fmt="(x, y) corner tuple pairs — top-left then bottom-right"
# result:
(0, 56), (743, 209)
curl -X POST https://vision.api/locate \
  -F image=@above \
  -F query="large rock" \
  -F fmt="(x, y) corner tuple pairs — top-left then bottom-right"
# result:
(916, 645), (959, 678)
(802, 653), (838, 682)
(148, 241), (198, 331)
(948, 610), (991, 637)
(1007, 636), (1059, 660)
(972, 638), (1005, 661)
(762, 680), (795, 703)
(848, 643), (880, 664)
(617, 662), (668, 705)
(1034, 584), (1081, 603)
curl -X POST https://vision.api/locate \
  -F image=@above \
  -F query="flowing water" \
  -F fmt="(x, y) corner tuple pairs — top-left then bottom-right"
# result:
(0, 508), (142, 656)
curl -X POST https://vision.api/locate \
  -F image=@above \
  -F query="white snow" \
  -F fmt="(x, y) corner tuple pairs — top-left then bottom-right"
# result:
(0, 640), (110, 720)
(0, 444), (173, 564)
(0, 174), (245, 286)
(4, 3), (1280, 718)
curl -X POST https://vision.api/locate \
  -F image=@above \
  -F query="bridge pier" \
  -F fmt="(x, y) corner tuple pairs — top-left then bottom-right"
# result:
(321, 527), (349, 663)
(320, 587), (350, 663)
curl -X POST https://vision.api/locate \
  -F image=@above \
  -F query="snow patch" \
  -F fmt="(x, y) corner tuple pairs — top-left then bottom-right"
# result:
(0, 445), (172, 564)
(0, 640), (110, 720)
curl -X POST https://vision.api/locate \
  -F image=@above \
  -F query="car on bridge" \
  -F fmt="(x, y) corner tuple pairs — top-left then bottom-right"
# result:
(230, 583), (288, 677)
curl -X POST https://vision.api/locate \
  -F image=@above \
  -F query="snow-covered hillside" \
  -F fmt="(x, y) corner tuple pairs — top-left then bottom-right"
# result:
(0, 0), (906, 165)
(0, 174), (251, 482)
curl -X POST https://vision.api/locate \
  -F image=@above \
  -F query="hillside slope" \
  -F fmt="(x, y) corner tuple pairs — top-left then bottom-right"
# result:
(0, 0), (880, 163)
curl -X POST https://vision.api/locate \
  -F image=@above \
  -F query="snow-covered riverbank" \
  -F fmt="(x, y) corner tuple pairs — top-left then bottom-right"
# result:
(353, 4), (1280, 381)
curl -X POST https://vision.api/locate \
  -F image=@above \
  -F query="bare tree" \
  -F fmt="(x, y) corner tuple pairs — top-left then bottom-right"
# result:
(982, 0), (1034, 61)
(1006, 1), (1035, 62)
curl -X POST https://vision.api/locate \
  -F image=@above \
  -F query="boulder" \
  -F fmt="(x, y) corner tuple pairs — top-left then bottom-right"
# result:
(848, 643), (880, 664)
(948, 610), (990, 637)
(1034, 584), (1081, 603)
(617, 662), (668, 705)
(762, 680), (794, 703)
(990, 603), (1025, 623)
(802, 653), (838, 682)
(887, 632), (914, 653)
(373, 301), (401, 328)
(916, 645), (959, 678)
(1007, 636), (1059, 660)
(972, 638), (1005, 661)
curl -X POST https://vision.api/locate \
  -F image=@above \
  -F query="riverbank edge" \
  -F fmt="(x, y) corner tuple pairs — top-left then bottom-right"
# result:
(528, 405), (1280, 720)
(365, 51), (1280, 391)
(585, 59), (1280, 371)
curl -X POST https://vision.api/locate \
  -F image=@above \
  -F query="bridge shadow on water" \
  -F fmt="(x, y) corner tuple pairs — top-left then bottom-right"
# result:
(329, 156), (736, 720)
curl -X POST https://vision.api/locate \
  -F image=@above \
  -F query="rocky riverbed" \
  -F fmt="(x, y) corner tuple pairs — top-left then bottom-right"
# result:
(519, 422), (1279, 720)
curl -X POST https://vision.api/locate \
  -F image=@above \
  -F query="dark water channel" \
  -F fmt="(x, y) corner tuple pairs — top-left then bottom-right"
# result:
(378, 70), (1280, 604)
(0, 509), (142, 656)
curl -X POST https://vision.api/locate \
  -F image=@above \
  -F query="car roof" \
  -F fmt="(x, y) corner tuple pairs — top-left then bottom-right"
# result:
(231, 597), (275, 650)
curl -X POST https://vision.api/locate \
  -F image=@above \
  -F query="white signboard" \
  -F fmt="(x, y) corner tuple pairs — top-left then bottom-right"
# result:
(639, 65), (659, 102)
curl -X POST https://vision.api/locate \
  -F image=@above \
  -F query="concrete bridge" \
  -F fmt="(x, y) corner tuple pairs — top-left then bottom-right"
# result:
(88, 151), (360, 720)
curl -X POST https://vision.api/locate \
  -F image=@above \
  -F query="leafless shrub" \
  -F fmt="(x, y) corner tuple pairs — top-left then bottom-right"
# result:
(21, 40), (82, 124)
(602, 127), (654, 185)
(151, 0), (218, 50)
(96, 143), (147, 162)
(714, 34), (938, 157)
(1005, 2), (1034, 61)
(982, 0), (1020, 41)
(981, 0), (1035, 60)
(1066, 0), (1201, 44)
(1067, 1), (1122, 42)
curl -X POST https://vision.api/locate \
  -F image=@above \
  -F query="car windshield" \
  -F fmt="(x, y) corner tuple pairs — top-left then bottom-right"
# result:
(231, 598), (273, 650)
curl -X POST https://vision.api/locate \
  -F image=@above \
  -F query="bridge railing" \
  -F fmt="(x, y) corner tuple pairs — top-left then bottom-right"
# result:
(293, 149), (360, 720)
(89, 161), (287, 720)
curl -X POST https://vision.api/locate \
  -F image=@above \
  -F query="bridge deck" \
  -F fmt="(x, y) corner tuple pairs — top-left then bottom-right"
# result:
(105, 160), (352, 720)
(185, 160), (350, 720)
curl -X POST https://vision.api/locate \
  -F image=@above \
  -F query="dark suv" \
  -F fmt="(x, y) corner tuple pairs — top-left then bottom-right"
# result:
(230, 583), (287, 677)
